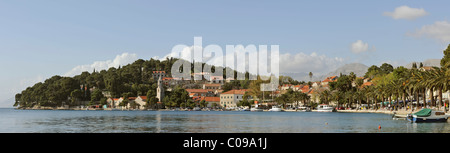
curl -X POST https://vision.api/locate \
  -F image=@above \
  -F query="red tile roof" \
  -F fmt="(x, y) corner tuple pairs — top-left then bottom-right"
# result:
(362, 82), (374, 87)
(221, 89), (247, 95)
(162, 77), (174, 80)
(202, 97), (220, 102)
(186, 89), (209, 93)
(138, 96), (147, 100)
(323, 76), (338, 82)
(204, 83), (222, 87)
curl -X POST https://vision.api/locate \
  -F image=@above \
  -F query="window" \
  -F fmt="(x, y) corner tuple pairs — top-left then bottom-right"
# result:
(436, 112), (445, 115)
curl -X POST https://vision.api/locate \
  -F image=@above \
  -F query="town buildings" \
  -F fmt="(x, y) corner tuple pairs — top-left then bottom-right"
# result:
(219, 89), (247, 108)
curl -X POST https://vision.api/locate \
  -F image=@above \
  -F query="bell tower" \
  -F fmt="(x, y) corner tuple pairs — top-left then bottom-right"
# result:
(156, 76), (164, 102)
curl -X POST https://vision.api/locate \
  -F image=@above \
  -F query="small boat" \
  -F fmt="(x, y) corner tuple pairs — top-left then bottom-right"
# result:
(317, 104), (336, 112)
(250, 104), (263, 112)
(297, 106), (311, 112)
(192, 107), (201, 111)
(240, 107), (250, 111)
(407, 108), (448, 123)
(269, 106), (283, 112)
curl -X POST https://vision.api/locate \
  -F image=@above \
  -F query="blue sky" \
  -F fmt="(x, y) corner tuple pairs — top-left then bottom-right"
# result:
(1, 0), (449, 107)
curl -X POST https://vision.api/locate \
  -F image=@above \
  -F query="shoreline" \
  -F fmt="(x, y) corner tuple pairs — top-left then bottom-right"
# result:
(14, 107), (450, 116)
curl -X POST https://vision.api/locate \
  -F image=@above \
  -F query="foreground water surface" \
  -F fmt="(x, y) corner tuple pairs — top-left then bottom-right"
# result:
(1, 108), (449, 133)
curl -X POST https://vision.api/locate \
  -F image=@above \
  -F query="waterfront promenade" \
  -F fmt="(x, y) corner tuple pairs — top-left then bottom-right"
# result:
(337, 108), (450, 116)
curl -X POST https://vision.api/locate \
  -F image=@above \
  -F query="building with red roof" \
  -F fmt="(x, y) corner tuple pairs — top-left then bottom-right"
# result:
(220, 89), (248, 108)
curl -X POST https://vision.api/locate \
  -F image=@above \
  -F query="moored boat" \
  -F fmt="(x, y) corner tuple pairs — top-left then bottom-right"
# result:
(240, 107), (250, 111)
(250, 104), (263, 112)
(192, 107), (201, 111)
(297, 106), (311, 112)
(407, 108), (449, 123)
(317, 104), (336, 112)
(269, 106), (283, 112)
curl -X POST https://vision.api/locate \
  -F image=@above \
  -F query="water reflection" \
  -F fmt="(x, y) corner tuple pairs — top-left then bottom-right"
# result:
(156, 111), (161, 133)
(406, 122), (450, 133)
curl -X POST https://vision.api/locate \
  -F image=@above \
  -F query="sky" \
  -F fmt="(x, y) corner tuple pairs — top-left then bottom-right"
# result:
(1, 0), (450, 107)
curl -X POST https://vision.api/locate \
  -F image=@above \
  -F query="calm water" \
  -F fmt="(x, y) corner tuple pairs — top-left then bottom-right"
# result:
(1, 108), (449, 133)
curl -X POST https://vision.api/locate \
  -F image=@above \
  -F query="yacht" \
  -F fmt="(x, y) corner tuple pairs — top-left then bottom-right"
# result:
(317, 104), (336, 112)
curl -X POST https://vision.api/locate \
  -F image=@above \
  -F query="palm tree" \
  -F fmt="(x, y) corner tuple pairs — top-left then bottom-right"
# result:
(407, 68), (424, 109)
(275, 93), (289, 108)
(362, 86), (371, 109)
(331, 90), (342, 108)
(355, 78), (364, 109)
(354, 90), (364, 110)
(291, 91), (302, 108)
(428, 66), (449, 112)
(345, 91), (354, 108)
(376, 84), (386, 108)
(422, 70), (436, 108)
(319, 90), (331, 105)
(389, 78), (402, 111)
(398, 75), (409, 110)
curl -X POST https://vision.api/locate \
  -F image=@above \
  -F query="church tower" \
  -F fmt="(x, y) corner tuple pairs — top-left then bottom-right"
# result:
(156, 76), (164, 102)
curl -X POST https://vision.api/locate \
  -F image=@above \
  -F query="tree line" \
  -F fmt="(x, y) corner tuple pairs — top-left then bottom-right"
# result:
(318, 44), (450, 112)
(13, 57), (257, 109)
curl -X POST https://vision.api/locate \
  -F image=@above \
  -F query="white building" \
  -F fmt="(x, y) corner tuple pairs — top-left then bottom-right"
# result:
(220, 89), (247, 108)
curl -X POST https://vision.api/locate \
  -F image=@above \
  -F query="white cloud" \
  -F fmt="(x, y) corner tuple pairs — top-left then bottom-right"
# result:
(383, 5), (428, 20)
(279, 52), (345, 75)
(351, 40), (369, 53)
(408, 21), (450, 43)
(64, 52), (138, 76)
(161, 44), (346, 81)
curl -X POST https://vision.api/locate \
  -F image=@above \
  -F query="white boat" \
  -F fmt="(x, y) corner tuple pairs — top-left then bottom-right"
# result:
(250, 104), (263, 112)
(240, 107), (250, 111)
(407, 108), (449, 123)
(269, 106), (283, 112)
(317, 104), (335, 112)
(297, 106), (311, 112)
(192, 107), (201, 111)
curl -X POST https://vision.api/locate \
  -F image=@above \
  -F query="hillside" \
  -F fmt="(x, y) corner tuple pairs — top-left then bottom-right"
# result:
(325, 63), (369, 79)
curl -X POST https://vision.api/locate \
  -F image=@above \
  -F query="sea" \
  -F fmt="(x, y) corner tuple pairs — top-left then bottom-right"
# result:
(1, 108), (449, 133)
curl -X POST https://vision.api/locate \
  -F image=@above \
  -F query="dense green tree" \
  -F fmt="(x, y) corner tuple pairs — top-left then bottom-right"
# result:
(380, 63), (394, 74)
(441, 44), (450, 67)
(70, 89), (83, 105)
(330, 75), (353, 92)
(364, 65), (381, 78)
(90, 89), (104, 103)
